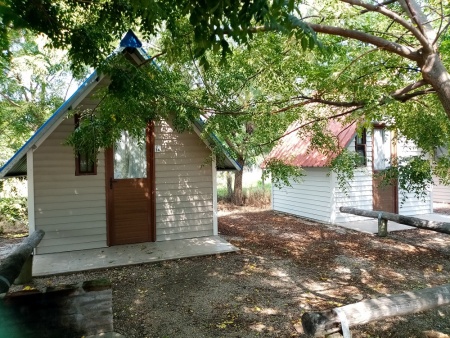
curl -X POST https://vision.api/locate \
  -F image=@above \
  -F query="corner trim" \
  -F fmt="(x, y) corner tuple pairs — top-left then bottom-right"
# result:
(212, 155), (218, 236)
(27, 150), (35, 235)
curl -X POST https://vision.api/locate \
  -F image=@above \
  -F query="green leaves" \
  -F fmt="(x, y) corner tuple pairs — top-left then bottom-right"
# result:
(381, 156), (434, 203)
(0, 30), (75, 166)
(66, 53), (200, 157)
(329, 149), (364, 194)
(263, 159), (304, 188)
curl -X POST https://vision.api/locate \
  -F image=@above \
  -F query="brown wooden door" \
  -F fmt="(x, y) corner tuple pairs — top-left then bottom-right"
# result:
(106, 124), (155, 246)
(372, 127), (398, 213)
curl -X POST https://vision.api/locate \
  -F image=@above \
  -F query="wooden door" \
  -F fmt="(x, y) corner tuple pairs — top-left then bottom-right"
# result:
(106, 124), (155, 246)
(372, 127), (398, 213)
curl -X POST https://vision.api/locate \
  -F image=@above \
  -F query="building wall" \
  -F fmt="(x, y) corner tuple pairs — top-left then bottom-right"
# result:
(154, 121), (214, 241)
(433, 177), (450, 203)
(272, 167), (333, 223)
(271, 132), (432, 224)
(331, 133), (373, 223)
(272, 133), (373, 224)
(396, 138), (433, 215)
(33, 117), (107, 254)
(433, 147), (450, 203)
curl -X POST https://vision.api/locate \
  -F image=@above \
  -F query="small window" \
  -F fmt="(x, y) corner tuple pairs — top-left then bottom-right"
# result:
(74, 114), (97, 176)
(355, 129), (367, 166)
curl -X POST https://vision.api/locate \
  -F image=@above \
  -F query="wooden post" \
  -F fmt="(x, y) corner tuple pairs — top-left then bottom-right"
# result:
(302, 283), (450, 336)
(340, 207), (450, 235)
(0, 230), (45, 293)
(377, 212), (388, 237)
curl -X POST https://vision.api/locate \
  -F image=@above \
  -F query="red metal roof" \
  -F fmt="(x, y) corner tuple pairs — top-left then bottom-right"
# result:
(265, 119), (357, 167)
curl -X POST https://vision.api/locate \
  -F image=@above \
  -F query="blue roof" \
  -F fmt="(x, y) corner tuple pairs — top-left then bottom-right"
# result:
(120, 30), (142, 48)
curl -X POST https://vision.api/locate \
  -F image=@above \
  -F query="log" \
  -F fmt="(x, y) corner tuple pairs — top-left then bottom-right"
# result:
(302, 283), (450, 336)
(340, 207), (450, 235)
(1, 279), (113, 337)
(0, 230), (45, 293)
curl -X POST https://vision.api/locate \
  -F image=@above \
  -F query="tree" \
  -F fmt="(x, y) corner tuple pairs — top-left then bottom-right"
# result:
(1, 1), (449, 114)
(2, 0), (450, 195)
(0, 30), (82, 166)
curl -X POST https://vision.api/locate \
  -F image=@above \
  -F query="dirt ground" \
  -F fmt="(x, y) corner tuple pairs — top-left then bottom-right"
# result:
(2, 206), (450, 337)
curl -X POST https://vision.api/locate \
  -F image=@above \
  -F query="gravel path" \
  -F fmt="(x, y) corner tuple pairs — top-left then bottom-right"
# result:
(1, 207), (450, 337)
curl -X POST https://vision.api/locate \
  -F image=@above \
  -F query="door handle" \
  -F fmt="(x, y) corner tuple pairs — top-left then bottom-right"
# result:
(110, 178), (118, 189)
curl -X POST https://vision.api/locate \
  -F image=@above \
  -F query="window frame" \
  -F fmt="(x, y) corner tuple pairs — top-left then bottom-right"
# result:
(74, 114), (97, 176)
(355, 129), (367, 167)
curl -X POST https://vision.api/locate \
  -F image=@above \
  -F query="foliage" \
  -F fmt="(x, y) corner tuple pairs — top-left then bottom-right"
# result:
(380, 156), (434, 203)
(0, 197), (27, 223)
(263, 159), (304, 188)
(329, 149), (366, 194)
(0, 30), (82, 166)
(434, 155), (450, 186)
(0, 0), (318, 75)
(65, 53), (199, 157)
(2, 0), (450, 199)
(67, 32), (307, 199)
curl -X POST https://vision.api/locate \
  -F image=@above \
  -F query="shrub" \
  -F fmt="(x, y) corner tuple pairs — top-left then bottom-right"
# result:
(0, 197), (28, 224)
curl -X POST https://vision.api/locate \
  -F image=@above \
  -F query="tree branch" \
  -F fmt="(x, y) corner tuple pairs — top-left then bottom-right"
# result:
(360, 0), (398, 14)
(306, 22), (420, 61)
(434, 19), (450, 46)
(391, 79), (428, 98)
(220, 18), (419, 61)
(0, 93), (20, 107)
(334, 48), (379, 81)
(136, 51), (166, 68)
(398, 0), (437, 46)
(392, 88), (435, 102)
(340, 0), (431, 51)
(259, 106), (364, 147)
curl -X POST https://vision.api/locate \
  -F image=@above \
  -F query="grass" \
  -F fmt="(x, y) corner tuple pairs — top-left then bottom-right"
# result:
(218, 180), (271, 207)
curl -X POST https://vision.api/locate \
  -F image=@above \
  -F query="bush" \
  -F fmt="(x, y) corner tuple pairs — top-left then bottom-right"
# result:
(0, 197), (28, 224)
(217, 186), (230, 202)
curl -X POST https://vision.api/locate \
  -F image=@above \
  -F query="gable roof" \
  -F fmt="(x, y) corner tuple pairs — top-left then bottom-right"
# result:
(265, 119), (357, 168)
(0, 31), (240, 178)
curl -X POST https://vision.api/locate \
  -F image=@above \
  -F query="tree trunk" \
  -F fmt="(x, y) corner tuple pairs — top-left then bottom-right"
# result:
(302, 283), (450, 336)
(232, 158), (245, 205)
(420, 52), (450, 119)
(226, 171), (233, 200)
(0, 230), (45, 293)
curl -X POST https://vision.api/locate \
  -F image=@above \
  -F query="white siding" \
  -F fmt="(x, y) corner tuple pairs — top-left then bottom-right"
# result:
(433, 147), (450, 203)
(272, 168), (333, 223)
(433, 176), (450, 203)
(397, 138), (432, 215)
(332, 133), (373, 223)
(33, 118), (107, 254)
(154, 121), (214, 241)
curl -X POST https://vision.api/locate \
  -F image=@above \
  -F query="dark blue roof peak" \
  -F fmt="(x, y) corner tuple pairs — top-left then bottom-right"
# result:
(120, 30), (142, 48)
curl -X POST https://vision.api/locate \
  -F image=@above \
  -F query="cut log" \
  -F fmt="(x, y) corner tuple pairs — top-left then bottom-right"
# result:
(1, 279), (113, 337)
(0, 230), (45, 293)
(302, 283), (450, 336)
(340, 207), (450, 235)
